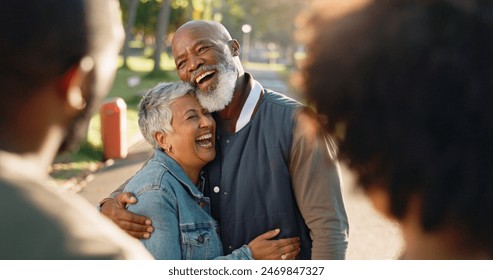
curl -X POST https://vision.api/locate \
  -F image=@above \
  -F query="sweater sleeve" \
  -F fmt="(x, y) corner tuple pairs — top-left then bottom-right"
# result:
(289, 107), (349, 259)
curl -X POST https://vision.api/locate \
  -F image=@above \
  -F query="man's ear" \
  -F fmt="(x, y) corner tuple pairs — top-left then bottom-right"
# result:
(228, 39), (241, 57)
(58, 56), (94, 111)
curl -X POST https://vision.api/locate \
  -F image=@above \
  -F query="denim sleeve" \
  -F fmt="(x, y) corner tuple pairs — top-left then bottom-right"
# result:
(213, 245), (253, 260)
(127, 186), (182, 260)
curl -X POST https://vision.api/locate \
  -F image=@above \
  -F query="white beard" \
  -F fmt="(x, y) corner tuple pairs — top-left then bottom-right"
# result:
(195, 60), (237, 112)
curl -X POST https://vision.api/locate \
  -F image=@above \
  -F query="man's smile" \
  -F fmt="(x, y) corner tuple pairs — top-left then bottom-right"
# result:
(195, 70), (216, 85)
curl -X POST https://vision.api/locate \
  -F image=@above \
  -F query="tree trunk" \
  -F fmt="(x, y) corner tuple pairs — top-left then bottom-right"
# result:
(153, 0), (171, 73)
(122, 0), (140, 68)
(187, 0), (194, 20)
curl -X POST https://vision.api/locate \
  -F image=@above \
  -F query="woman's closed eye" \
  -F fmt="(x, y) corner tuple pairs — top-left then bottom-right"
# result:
(186, 114), (198, 120)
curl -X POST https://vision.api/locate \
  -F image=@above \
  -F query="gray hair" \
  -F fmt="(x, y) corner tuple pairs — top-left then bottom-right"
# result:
(138, 81), (194, 148)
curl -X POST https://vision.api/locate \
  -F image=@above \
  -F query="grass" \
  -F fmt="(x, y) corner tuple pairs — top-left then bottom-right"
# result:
(50, 54), (178, 183)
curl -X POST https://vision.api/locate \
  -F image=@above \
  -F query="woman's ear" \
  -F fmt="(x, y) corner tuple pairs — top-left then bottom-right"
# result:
(58, 56), (94, 111)
(154, 131), (170, 152)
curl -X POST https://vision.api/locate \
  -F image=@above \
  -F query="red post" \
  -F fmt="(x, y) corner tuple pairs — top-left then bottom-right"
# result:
(100, 97), (128, 160)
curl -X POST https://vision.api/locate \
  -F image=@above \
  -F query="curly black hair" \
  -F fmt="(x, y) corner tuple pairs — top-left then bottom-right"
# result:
(301, 0), (493, 256)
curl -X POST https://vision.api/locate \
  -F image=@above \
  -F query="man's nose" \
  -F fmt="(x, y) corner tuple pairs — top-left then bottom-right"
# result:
(188, 55), (204, 73)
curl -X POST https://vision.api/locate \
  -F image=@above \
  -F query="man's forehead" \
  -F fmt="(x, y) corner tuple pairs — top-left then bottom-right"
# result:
(172, 29), (222, 60)
(173, 21), (231, 44)
(173, 25), (218, 45)
(179, 21), (220, 34)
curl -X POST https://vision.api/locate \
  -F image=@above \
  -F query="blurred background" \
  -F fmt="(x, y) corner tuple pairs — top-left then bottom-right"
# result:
(117, 0), (306, 72)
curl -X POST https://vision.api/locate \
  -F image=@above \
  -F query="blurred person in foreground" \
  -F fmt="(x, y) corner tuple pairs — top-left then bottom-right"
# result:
(124, 81), (300, 260)
(100, 20), (349, 260)
(0, 0), (153, 259)
(300, 0), (493, 259)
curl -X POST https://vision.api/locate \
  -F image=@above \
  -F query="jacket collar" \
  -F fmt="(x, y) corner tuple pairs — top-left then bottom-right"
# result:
(152, 148), (205, 199)
(236, 73), (263, 132)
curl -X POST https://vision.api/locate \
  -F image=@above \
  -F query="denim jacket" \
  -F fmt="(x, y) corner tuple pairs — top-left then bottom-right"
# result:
(124, 148), (252, 260)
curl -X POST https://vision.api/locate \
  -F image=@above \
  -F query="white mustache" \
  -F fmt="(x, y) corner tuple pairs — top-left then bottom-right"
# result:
(190, 65), (218, 85)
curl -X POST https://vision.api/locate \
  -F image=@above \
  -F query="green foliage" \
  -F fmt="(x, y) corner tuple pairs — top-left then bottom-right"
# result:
(120, 0), (306, 68)
(120, 0), (187, 38)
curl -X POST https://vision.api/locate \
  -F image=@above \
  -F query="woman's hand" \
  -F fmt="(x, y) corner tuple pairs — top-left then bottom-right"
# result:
(248, 229), (301, 260)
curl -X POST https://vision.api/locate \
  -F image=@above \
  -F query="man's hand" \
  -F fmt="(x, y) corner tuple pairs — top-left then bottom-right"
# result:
(248, 229), (301, 260)
(99, 192), (154, 239)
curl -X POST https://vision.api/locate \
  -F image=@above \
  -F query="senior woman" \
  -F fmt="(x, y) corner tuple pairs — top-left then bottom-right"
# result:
(124, 81), (300, 260)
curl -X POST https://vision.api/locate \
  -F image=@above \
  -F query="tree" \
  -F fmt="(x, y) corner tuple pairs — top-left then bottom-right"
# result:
(122, 0), (140, 68)
(119, 0), (187, 72)
(153, 0), (172, 73)
(118, 0), (306, 72)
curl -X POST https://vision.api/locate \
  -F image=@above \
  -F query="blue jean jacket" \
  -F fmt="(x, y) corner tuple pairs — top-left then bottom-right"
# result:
(124, 148), (252, 260)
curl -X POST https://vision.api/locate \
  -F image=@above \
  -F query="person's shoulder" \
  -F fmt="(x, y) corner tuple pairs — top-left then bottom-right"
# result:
(293, 107), (327, 139)
(262, 88), (302, 109)
(123, 157), (171, 193)
(296, 106), (323, 125)
(61, 189), (154, 259)
(0, 177), (152, 259)
(65, 190), (154, 259)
